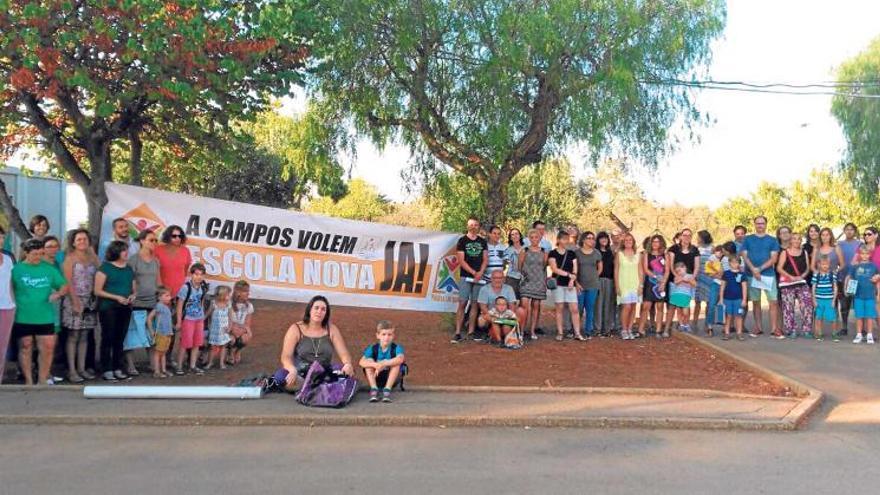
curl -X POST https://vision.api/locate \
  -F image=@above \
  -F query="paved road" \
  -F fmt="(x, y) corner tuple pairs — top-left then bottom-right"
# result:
(4, 335), (880, 494)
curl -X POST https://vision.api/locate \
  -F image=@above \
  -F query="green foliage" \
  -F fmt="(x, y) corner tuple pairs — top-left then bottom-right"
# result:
(714, 170), (880, 232)
(832, 36), (880, 199)
(307, 179), (393, 221)
(112, 107), (347, 209)
(311, 0), (726, 220)
(0, 0), (315, 236)
(426, 159), (586, 232)
(243, 102), (348, 201)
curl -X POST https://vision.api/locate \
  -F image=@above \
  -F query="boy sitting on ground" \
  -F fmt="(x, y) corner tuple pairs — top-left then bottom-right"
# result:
(359, 320), (406, 403)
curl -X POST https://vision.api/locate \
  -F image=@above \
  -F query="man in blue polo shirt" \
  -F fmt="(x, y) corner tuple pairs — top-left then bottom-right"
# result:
(741, 215), (780, 337)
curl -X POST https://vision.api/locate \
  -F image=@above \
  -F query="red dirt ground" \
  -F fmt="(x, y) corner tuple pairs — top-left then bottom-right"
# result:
(121, 300), (789, 397)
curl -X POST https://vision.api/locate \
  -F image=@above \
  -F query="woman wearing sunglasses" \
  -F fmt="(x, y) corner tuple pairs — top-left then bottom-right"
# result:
(123, 229), (163, 376)
(155, 225), (192, 301)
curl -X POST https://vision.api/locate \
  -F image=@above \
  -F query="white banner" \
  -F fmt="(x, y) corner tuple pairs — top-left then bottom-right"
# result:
(101, 184), (463, 312)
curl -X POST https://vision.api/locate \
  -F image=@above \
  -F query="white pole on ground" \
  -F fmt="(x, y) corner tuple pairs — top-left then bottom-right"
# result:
(83, 386), (264, 400)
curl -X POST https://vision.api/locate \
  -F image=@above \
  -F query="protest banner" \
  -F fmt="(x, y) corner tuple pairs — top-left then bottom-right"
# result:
(102, 184), (463, 312)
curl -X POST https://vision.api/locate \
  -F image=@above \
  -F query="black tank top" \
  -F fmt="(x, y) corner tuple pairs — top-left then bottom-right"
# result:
(293, 323), (334, 373)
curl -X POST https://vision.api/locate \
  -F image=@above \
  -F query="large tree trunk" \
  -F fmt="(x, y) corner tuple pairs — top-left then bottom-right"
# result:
(85, 139), (112, 242)
(0, 176), (31, 240)
(129, 127), (143, 186)
(483, 173), (509, 226)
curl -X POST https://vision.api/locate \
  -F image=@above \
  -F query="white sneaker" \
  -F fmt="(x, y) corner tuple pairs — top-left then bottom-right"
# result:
(853, 333), (864, 344)
(103, 371), (118, 381)
(868, 334), (875, 345)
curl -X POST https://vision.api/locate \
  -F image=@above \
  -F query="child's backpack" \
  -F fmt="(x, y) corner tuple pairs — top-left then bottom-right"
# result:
(295, 361), (359, 408)
(368, 343), (409, 391)
(181, 280), (211, 313)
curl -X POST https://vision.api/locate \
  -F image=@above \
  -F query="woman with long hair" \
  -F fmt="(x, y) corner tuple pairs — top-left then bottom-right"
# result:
(595, 232), (616, 337)
(637, 234), (669, 338)
(60, 229), (100, 382)
(665, 228), (700, 332)
(279, 295), (354, 391)
(504, 228), (525, 300)
(615, 233), (640, 340)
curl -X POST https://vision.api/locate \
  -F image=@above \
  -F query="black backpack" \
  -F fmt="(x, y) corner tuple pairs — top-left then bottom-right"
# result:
(181, 280), (210, 311)
(368, 343), (409, 391)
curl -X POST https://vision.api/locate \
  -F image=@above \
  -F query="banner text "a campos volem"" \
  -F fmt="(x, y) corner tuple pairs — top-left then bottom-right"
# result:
(185, 215), (357, 254)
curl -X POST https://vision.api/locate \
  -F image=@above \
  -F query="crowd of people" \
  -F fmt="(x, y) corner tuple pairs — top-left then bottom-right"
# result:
(4, 211), (879, 401)
(451, 215), (879, 345)
(0, 215), (407, 402)
(0, 217), (255, 385)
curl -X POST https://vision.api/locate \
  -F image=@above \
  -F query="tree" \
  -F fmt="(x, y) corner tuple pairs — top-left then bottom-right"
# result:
(112, 106), (348, 209)
(426, 158), (587, 232)
(0, 0), (312, 239)
(307, 179), (393, 222)
(831, 36), (880, 199)
(312, 0), (726, 223)
(714, 169), (880, 233)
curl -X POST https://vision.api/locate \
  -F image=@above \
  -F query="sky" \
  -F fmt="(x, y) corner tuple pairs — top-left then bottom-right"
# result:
(13, 0), (880, 230)
(284, 0), (880, 208)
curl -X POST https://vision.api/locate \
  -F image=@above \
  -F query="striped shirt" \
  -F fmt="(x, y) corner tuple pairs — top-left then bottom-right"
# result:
(483, 242), (506, 283)
(812, 272), (835, 300)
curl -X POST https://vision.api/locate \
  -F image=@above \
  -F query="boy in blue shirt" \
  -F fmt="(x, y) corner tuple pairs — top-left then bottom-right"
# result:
(359, 320), (406, 402)
(719, 256), (748, 341)
(845, 246), (880, 344)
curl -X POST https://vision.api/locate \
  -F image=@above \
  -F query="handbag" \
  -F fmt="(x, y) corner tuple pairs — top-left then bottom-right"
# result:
(547, 251), (570, 290)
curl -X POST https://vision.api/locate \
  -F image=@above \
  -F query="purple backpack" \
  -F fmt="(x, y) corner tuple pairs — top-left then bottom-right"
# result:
(295, 361), (358, 408)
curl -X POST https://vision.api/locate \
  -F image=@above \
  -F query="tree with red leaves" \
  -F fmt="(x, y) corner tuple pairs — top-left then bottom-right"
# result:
(0, 0), (313, 239)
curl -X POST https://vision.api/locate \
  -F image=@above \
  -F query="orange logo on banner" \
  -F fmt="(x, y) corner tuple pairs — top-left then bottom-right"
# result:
(120, 203), (167, 239)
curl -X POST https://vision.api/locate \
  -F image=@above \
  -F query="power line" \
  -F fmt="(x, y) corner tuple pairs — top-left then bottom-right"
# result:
(643, 79), (880, 99)
(676, 79), (880, 89)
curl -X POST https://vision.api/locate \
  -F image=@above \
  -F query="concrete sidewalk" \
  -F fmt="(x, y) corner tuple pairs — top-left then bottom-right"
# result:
(0, 387), (803, 430)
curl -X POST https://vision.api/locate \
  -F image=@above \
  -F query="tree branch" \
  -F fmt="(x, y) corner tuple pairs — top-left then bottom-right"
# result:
(0, 176), (31, 241)
(21, 93), (91, 188)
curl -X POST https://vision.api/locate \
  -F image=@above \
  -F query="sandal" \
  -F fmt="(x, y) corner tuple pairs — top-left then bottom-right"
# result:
(127, 368), (140, 377)
(152, 372), (164, 379)
(67, 372), (84, 384)
(736, 334), (746, 341)
(721, 333), (730, 341)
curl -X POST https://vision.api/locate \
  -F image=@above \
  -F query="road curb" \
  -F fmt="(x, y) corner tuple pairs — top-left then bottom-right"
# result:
(674, 331), (824, 429)
(0, 413), (799, 431)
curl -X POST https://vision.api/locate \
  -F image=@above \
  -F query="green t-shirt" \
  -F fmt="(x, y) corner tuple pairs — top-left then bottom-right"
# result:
(12, 261), (67, 324)
(98, 262), (134, 310)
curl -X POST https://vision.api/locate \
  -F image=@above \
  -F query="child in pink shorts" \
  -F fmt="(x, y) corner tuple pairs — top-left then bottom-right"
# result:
(174, 263), (209, 375)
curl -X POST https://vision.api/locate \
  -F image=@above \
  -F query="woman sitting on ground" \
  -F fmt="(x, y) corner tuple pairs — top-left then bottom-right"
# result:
(278, 295), (354, 391)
